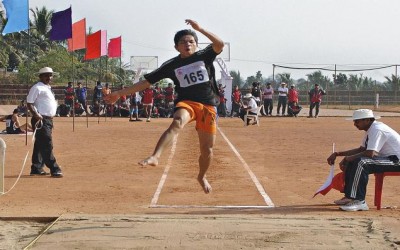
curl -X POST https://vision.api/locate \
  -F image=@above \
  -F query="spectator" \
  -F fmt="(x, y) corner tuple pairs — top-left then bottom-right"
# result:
(251, 82), (261, 106)
(129, 93), (142, 122)
(17, 99), (28, 117)
(308, 83), (326, 118)
(276, 82), (288, 116)
(93, 81), (103, 103)
(73, 99), (85, 116)
(1, 109), (32, 134)
(75, 82), (88, 115)
(262, 82), (274, 116)
(89, 100), (103, 116)
(64, 82), (74, 116)
(230, 85), (241, 118)
(102, 83), (113, 116)
(217, 83), (227, 117)
(164, 82), (175, 118)
(288, 85), (299, 109)
(287, 101), (302, 117)
(141, 87), (154, 122)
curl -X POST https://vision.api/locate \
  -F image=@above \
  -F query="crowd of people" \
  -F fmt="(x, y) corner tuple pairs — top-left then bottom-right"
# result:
(217, 81), (325, 119)
(54, 80), (176, 121)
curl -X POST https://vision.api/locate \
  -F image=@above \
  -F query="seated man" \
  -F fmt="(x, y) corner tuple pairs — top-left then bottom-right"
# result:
(1, 109), (32, 134)
(89, 100), (104, 116)
(287, 102), (302, 117)
(239, 93), (258, 125)
(327, 109), (400, 211)
(73, 100), (85, 116)
(56, 103), (71, 117)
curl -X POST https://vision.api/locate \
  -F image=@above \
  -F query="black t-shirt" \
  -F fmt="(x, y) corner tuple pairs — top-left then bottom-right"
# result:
(144, 45), (220, 106)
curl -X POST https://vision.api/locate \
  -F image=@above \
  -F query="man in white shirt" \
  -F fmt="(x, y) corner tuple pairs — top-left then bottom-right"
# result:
(276, 82), (288, 116)
(27, 67), (63, 178)
(239, 93), (258, 125)
(327, 109), (400, 211)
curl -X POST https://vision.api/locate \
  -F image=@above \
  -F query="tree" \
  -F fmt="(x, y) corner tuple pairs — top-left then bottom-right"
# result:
(277, 72), (293, 85)
(306, 71), (331, 90)
(333, 73), (347, 86)
(229, 70), (244, 89)
(384, 74), (400, 92)
(30, 6), (53, 52)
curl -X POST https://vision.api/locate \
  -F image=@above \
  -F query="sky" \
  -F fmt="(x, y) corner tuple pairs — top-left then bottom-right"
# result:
(17, 0), (400, 81)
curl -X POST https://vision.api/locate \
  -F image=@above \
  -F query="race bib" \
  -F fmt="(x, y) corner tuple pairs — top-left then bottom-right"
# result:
(175, 61), (209, 88)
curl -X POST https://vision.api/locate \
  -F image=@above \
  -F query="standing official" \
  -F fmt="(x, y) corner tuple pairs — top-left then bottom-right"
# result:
(27, 67), (63, 177)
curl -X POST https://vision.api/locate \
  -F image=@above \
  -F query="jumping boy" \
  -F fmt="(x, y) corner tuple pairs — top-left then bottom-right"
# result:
(104, 19), (224, 193)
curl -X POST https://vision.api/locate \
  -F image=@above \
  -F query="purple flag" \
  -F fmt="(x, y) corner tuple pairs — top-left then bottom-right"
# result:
(50, 7), (72, 41)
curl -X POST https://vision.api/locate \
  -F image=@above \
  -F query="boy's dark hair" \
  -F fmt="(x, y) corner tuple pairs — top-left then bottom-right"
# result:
(174, 29), (198, 46)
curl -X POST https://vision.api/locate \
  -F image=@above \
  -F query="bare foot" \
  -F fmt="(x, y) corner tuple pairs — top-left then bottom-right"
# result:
(138, 156), (159, 167)
(198, 177), (212, 194)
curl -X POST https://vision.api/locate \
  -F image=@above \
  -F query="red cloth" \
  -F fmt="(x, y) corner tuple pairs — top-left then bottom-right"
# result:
(108, 36), (122, 58)
(314, 172), (345, 197)
(67, 18), (86, 51)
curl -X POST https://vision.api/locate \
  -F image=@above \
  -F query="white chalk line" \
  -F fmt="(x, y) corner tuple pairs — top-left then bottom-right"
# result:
(149, 127), (274, 208)
(150, 205), (274, 209)
(149, 135), (178, 207)
(217, 127), (275, 207)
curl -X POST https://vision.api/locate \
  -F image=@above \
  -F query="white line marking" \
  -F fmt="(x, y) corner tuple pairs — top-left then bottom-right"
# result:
(150, 205), (274, 209)
(218, 127), (275, 207)
(150, 135), (178, 207)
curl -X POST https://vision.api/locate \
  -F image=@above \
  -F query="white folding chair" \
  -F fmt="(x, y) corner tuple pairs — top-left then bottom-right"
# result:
(244, 105), (263, 126)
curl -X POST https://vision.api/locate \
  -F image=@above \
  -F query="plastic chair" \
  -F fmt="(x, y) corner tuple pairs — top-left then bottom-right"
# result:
(374, 172), (400, 210)
(244, 105), (263, 126)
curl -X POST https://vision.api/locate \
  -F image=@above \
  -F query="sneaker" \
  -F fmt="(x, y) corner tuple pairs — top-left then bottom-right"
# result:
(334, 197), (353, 205)
(51, 170), (63, 178)
(340, 200), (369, 211)
(30, 169), (48, 176)
(146, 118), (151, 122)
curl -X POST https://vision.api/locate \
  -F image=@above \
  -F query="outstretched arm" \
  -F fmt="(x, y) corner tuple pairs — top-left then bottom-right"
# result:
(185, 19), (224, 54)
(104, 80), (151, 104)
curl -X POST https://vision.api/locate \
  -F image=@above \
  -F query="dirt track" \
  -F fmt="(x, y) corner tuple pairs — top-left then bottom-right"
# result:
(0, 109), (400, 249)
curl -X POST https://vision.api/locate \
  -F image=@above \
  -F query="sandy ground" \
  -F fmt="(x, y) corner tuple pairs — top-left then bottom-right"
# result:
(0, 106), (400, 249)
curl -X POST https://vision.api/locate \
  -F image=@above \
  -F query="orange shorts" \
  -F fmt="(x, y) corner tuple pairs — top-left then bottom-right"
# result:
(176, 100), (217, 134)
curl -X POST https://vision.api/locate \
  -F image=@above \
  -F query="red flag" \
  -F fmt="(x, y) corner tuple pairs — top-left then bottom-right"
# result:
(313, 172), (345, 197)
(67, 18), (86, 52)
(108, 36), (122, 58)
(84, 30), (107, 60)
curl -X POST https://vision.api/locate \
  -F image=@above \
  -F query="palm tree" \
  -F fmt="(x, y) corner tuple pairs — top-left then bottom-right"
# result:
(306, 71), (330, 90)
(30, 7), (53, 40)
(277, 73), (293, 85)
(384, 74), (400, 92)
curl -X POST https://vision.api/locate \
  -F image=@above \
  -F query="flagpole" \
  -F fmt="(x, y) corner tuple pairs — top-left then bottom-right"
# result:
(25, 20), (31, 146)
(98, 56), (101, 124)
(71, 41), (76, 132)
